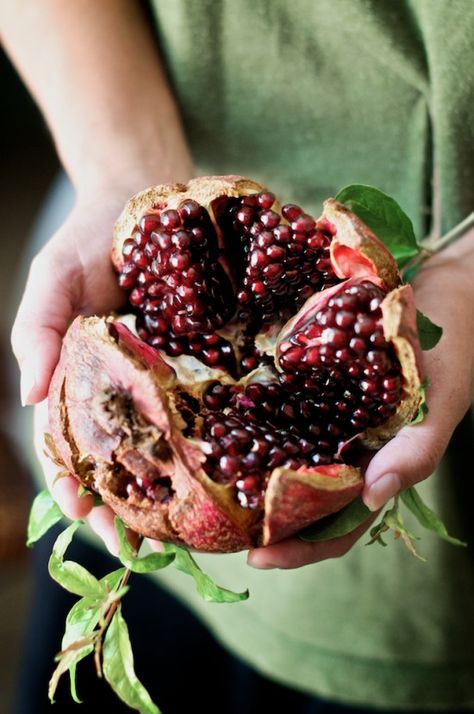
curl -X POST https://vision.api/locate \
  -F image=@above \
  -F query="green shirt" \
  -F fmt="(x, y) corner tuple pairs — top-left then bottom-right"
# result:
(146, 0), (474, 709)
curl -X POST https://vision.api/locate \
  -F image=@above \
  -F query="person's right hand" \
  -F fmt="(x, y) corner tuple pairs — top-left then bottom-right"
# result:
(11, 194), (132, 407)
(13, 181), (192, 554)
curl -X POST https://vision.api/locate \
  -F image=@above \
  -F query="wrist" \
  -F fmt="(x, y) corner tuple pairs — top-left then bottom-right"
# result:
(66, 125), (194, 204)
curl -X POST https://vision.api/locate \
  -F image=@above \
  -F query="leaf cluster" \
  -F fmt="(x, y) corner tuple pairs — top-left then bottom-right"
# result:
(27, 492), (247, 712)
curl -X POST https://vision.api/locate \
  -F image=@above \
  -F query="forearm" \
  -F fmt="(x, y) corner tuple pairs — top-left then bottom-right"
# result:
(0, 0), (192, 195)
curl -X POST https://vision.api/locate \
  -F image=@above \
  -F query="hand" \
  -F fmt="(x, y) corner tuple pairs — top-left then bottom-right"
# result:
(13, 191), (140, 554)
(248, 230), (474, 569)
(12, 194), (127, 406)
(17, 179), (191, 556)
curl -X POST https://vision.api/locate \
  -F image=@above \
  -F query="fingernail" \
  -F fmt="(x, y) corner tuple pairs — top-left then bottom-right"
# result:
(247, 554), (276, 570)
(105, 537), (120, 558)
(20, 365), (37, 406)
(364, 472), (401, 511)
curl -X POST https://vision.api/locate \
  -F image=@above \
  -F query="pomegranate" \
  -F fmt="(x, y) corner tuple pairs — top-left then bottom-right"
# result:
(48, 176), (422, 552)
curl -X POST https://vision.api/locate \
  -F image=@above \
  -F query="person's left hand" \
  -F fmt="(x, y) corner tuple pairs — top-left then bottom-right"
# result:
(248, 228), (474, 569)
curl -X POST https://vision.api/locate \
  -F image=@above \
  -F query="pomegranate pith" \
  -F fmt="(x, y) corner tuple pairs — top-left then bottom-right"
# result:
(48, 176), (423, 552)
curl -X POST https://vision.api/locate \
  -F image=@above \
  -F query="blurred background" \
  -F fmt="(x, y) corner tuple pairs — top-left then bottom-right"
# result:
(0, 47), (59, 711)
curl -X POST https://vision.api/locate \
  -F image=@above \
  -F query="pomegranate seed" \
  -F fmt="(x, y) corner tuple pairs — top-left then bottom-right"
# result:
(360, 379), (378, 394)
(122, 238), (135, 258)
(321, 328), (347, 348)
(274, 225), (292, 243)
(266, 245), (286, 260)
(118, 265), (138, 289)
(355, 315), (377, 336)
(219, 455), (241, 476)
(179, 199), (201, 222)
(152, 230), (172, 250)
(349, 337), (366, 353)
(291, 214), (316, 232)
(133, 231), (148, 248)
(169, 253), (191, 270)
(256, 231), (274, 249)
(251, 281), (266, 295)
(257, 191), (275, 209)
(160, 209), (181, 229)
(171, 230), (192, 250)
(129, 287), (146, 306)
(335, 310), (356, 329)
(383, 376), (400, 392)
(282, 204), (302, 221)
(306, 232), (324, 250)
(236, 206), (254, 224)
(260, 210), (280, 228)
(139, 213), (160, 234)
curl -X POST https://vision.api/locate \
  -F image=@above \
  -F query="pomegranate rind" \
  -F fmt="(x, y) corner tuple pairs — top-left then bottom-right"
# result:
(48, 316), (176, 478)
(263, 464), (363, 545)
(361, 284), (423, 447)
(112, 175), (265, 270)
(324, 199), (399, 290)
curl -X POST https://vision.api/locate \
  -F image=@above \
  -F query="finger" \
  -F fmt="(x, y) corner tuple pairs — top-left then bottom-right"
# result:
(363, 344), (471, 512)
(33, 400), (94, 519)
(146, 538), (165, 553)
(12, 251), (76, 405)
(247, 516), (376, 569)
(87, 505), (120, 557)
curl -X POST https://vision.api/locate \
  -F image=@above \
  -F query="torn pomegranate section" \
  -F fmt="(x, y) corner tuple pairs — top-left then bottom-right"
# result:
(48, 176), (422, 552)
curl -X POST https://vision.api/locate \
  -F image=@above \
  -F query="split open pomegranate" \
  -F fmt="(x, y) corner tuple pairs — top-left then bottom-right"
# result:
(48, 176), (423, 552)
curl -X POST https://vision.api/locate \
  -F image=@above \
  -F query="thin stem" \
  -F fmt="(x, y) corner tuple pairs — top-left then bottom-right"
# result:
(429, 211), (474, 253)
(402, 211), (474, 278)
(94, 568), (132, 677)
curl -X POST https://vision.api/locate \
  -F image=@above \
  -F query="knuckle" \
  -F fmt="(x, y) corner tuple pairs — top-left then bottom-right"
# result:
(398, 430), (441, 480)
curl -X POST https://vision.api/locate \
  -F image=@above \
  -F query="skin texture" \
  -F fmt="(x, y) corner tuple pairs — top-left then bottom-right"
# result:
(4, 0), (474, 566)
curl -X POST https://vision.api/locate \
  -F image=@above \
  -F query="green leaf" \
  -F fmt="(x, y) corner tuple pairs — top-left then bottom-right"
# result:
(299, 497), (372, 542)
(103, 608), (161, 714)
(49, 643), (94, 704)
(115, 518), (175, 573)
(410, 378), (429, 425)
(61, 567), (127, 703)
(369, 523), (388, 547)
(62, 568), (126, 648)
(416, 310), (443, 350)
(367, 498), (425, 560)
(63, 597), (98, 703)
(163, 544), (249, 603)
(26, 489), (63, 547)
(49, 522), (105, 598)
(335, 184), (421, 268)
(400, 487), (467, 547)
(61, 568), (127, 703)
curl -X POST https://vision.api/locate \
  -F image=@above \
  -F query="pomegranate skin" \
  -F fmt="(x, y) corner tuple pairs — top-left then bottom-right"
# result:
(47, 176), (423, 553)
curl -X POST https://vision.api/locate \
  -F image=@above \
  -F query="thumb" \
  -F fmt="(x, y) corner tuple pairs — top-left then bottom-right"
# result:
(363, 364), (470, 511)
(362, 421), (448, 511)
(11, 253), (75, 405)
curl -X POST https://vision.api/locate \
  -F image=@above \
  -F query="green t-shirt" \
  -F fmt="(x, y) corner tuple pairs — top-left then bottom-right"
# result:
(145, 1), (474, 709)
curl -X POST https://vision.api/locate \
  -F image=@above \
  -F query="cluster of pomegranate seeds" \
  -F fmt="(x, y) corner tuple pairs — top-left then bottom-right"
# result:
(117, 199), (236, 371)
(279, 281), (402, 431)
(202, 411), (310, 509)
(227, 192), (337, 326)
(118, 191), (340, 376)
(126, 475), (174, 504)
